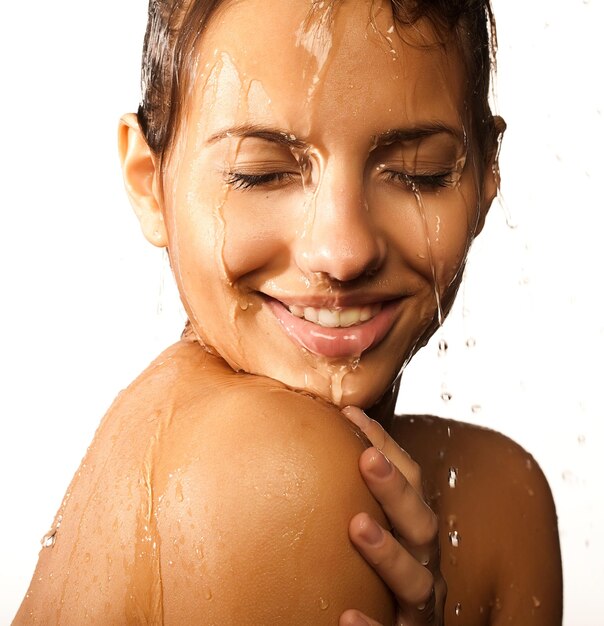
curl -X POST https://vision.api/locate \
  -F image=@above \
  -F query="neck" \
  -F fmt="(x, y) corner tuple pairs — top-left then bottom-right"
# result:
(366, 376), (400, 432)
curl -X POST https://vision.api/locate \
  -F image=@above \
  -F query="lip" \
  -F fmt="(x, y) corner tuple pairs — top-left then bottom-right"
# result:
(265, 296), (402, 358)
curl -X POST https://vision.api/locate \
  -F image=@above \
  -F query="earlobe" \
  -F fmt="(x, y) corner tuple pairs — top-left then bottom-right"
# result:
(118, 113), (168, 247)
(476, 115), (506, 235)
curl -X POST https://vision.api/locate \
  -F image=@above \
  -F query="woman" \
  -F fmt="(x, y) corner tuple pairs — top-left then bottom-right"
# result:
(13, 0), (562, 624)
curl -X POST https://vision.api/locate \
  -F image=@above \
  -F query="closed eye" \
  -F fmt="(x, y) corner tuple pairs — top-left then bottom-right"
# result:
(382, 170), (456, 191)
(223, 171), (299, 190)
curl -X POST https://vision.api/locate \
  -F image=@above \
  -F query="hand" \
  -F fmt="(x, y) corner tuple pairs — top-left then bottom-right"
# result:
(339, 407), (445, 626)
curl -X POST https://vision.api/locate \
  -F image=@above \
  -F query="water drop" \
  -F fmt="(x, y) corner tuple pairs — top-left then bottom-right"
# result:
(319, 597), (329, 610)
(577, 434), (586, 445)
(448, 467), (458, 488)
(455, 602), (462, 616)
(471, 404), (482, 414)
(238, 300), (249, 311)
(532, 596), (541, 608)
(449, 530), (461, 548)
(176, 481), (184, 503)
(205, 589), (213, 601)
(465, 337), (476, 348)
(41, 530), (57, 548)
(441, 391), (452, 402)
(438, 339), (448, 356)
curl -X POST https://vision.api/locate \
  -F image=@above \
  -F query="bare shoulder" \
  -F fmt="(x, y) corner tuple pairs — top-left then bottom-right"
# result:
(389, 415), (563, 625)
(14, 340), (394, 625)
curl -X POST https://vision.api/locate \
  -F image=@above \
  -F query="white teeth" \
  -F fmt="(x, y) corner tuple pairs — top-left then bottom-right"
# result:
(303, 306), (318, 323)
(287, 303), (382, 327)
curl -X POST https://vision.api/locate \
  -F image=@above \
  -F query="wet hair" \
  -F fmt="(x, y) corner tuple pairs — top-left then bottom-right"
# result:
(137, 0), (499, 166)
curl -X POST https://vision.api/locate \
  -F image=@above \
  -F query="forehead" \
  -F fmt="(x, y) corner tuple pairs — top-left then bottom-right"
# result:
(191, 0), (467, 140)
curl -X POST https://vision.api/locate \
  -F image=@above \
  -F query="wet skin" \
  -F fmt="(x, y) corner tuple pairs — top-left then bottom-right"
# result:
(14, 0), (562, 624)
(14, 340), (562, 624)
(131, 0), (495, 409)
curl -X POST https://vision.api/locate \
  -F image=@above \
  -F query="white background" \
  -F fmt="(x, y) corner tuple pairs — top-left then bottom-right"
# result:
(1, 1), (602, 623)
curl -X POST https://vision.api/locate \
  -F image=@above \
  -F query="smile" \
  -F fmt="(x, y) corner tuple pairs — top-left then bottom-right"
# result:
(287, 304), (382, 328)
(266, 297), (401, 359)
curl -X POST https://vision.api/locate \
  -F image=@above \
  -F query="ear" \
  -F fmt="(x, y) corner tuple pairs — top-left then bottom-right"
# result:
(118, 113), (168, 247)
(475, 115), (506, 235)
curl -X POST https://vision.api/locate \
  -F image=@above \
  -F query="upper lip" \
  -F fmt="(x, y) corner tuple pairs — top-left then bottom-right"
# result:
(260, 292), (407, 309)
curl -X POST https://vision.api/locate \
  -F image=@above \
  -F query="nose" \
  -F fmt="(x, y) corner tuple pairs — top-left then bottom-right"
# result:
(295, 165), (386, 283)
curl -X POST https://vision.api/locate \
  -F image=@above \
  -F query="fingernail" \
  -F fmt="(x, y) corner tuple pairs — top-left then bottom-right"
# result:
(342, 406), (370, 431)
(369, 449), (392, 479)
(359, 517), (383, 546)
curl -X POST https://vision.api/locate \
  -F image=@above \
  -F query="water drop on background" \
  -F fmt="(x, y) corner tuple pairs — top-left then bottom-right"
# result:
(438, 339), (448, 357)
(465, 337), (476, 348)
(441, 391), (452, 402)
(455, 602), (462, 616)
(449, 530), (461, 548)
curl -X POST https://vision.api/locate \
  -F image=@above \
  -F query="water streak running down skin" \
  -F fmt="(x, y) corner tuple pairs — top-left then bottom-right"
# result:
(326, 357), (361, 405)
(411, 185), (444, 325)
(295, 0), (340, 103)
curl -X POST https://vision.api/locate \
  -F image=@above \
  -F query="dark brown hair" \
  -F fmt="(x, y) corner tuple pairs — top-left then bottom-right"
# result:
(137, 0), (499, 165)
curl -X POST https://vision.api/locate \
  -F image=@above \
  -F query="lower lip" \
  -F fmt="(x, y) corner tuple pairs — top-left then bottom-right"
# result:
(266, 298), (401, 359)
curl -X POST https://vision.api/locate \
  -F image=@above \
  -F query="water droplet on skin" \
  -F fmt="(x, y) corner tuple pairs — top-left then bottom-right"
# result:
(455, 602), (462, 616)
(319, 597), (329, 610)
(449, 530), (460, 547)
(438, 339), (448, 356)
(448, 467), (458, 488)
(205, 589), (213, 601)
(41, 530), (57, 548)
(176, 481), (184, 503)
(532, 596), (541, 608)
(441, 391), (452, 402)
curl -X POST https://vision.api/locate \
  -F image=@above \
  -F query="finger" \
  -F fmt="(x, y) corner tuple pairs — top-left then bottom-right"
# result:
(339, 609), (383, 626)
(342, 406), (422, 492)
(359, 447), (438, 550)
(349, 512), (434, 608)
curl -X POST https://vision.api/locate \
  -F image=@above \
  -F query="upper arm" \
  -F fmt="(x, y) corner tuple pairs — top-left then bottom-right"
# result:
(156, 385), (395, 625)
(390, 416), (562, 625)
(487, 439), (563, 625)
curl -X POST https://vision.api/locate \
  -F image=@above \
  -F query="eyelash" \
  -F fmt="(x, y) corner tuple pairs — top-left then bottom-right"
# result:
(223, 171), (297, 190)
(223, 169), (455, 191)
(383, 170), (454, 191)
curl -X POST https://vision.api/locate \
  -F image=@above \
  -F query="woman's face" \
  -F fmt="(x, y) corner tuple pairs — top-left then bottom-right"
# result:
(159, 0), (493, 408)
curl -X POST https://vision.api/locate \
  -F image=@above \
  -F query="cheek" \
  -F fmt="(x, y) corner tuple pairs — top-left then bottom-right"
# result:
(220, 195), (301, 280)
(417, 185), (479, 287)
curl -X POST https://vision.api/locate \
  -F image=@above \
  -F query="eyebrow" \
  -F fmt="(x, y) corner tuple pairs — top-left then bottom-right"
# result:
(372, 123), (465, 146)
(206, 122), (464, 148)
(206, 124), (307, 149)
